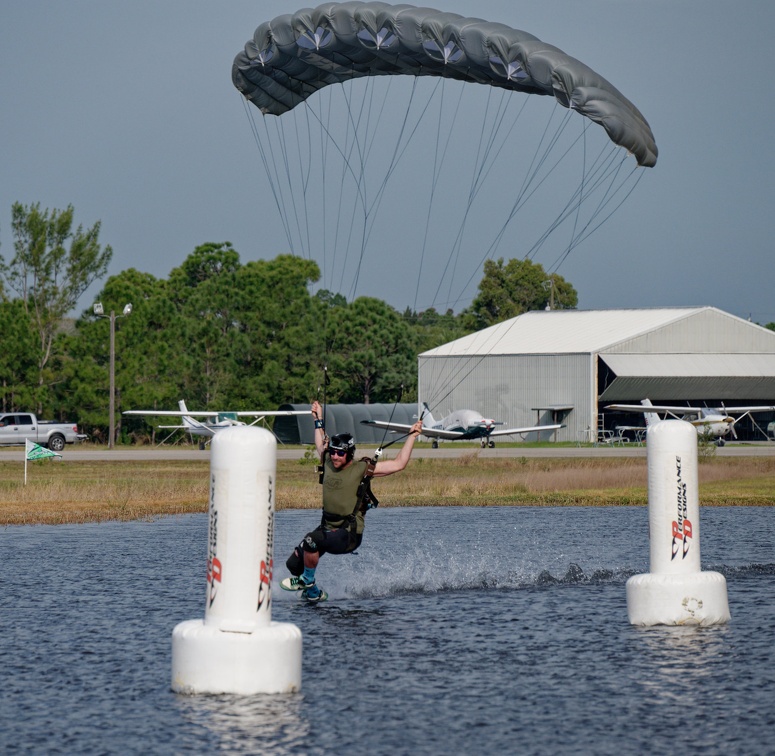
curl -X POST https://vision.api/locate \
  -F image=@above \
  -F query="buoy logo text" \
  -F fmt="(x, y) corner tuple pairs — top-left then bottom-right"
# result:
(257, 474), (274, 612)
(207, 473), (222, 607)
(672, 456), (693, 560)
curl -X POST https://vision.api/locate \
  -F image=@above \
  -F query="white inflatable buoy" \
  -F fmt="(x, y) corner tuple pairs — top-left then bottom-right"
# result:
(171, 426), (302, 694)
(626, 420), (730, 626)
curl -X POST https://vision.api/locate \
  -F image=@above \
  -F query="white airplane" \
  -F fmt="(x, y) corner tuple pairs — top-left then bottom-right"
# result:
(606, 398), (775, 445)
(124, 400), (311, 446)
(361, 402), (562, 448)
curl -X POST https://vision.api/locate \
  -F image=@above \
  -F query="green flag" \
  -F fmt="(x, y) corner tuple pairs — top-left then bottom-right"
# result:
(25, 439), (62, 461)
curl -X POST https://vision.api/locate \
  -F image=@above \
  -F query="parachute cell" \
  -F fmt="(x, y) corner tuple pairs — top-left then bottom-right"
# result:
(232, 1), (657, 167)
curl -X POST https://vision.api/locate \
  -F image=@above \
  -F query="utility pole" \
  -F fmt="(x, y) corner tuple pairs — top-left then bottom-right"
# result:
(94, 302), (132, 449)
(543, 275), (556, 311)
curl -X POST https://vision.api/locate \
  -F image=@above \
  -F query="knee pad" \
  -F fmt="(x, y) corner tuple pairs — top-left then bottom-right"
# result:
(285, 547), (303, 576)
(300, 532), (321, 553)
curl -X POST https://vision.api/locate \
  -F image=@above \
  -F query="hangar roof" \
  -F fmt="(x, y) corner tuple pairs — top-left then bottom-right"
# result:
(420, 307), (774, 357)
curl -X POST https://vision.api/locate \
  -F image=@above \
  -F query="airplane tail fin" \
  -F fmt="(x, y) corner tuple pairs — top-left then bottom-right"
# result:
(178, 400), (199, 430)
(641, 398), (660, 428)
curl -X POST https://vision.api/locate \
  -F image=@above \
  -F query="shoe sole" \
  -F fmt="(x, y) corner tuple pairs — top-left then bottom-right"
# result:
(301, 590), (328, 603)
(280, 577), (305, 592)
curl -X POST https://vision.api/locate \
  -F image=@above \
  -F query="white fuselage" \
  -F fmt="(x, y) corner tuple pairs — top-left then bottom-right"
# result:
(428, 409), (499, 439)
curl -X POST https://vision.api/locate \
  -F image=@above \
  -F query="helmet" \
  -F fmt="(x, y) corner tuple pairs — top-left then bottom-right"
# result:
(328, 432), (355, 461)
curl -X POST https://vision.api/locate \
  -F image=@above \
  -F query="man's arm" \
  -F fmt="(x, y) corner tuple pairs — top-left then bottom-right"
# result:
(311, 400), (326, 458)
(373, 420), (423, 476)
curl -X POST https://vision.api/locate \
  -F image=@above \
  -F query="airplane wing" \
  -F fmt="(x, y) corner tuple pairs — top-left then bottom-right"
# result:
(233, 411), (312, 417)
(123, 410), (311, 417)
(606, 404), (706, 414)
(124, 410), (221, 417)
(607, 404), (775, 416)
(361, 420), (562, 440)
(488, 424), (563, 437)
(360, 419), (464, 440)
(716, 405), (775, 414)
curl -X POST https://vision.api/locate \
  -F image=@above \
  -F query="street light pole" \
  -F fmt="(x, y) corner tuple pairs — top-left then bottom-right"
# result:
(94, 302), (132, 449)
(109, 310), (116, 450)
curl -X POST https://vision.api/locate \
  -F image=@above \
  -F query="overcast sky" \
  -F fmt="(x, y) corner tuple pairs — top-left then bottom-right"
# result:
(2, 1), (773, 324)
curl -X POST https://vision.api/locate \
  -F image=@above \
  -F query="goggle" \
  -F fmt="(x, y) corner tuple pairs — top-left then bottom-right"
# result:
(328, 448), (348, 457)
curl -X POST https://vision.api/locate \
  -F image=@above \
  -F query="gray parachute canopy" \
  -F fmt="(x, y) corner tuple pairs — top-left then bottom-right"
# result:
(232, 1), (657, 168)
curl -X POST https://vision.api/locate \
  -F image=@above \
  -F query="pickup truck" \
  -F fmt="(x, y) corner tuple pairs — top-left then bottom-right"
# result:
(0, 412), (87, 452)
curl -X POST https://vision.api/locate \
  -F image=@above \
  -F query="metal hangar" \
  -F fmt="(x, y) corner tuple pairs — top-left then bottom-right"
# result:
(418, 307), (775, 443)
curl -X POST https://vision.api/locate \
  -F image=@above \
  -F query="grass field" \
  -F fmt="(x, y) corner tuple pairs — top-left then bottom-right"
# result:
(2, 452), (774, 526)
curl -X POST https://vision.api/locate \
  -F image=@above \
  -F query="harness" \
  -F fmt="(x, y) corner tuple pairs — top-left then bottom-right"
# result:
(318, 455), (379, 547)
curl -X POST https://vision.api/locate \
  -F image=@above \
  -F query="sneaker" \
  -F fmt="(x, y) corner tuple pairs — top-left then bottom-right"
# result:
(302, 584), (328, 602)
(280, 576), (305, 592)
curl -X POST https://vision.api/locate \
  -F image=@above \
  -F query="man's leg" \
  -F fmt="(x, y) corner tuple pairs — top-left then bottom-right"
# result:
(301, 547), (320, 587)
(296, 531), (324, 599)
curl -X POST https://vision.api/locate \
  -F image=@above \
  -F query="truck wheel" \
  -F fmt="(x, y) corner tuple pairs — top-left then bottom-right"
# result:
(48, 434), (66, 452)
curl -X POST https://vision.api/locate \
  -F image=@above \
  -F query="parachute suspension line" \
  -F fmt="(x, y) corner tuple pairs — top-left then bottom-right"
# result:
(344, 76), (442, 300)
(296, 77), (431, 300)
(359, 77), (440, 290)
(552, 116), (590, 273)
(295, 90), (371, 291)
(421, 314), (528, 418)
(242, 97), (299, 258)
(361, 76), (442, 218)
(549, 159), (646, 273)
(423, 153), (647, 412)
(539, 141), (629, 271)
(428, 87), (499, 309)
(522, 133), (642, 272)
(427, 80), (518, 313)
(338, 77), (377, 299)
(274, 108), (318, 261)
(544, 115), (587, 274)
(329, 83), (362, 297)
(294, 101), (316, 262)
(420, 112), (608, 411)
(317, 86), (333, 292)
(413, 78), (468, 312)
(373, 384), (405, 456)
(428, 89), (532, 312)
(522, 124), (618, 263)
(449, 106), (593, 301)
(437, 88), (529, 311)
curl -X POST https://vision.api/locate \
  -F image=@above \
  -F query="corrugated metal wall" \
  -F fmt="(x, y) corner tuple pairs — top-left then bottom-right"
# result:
(605, 309), (775, 354)
(417, 309), (775, 444)
(418, 353), (593, 443)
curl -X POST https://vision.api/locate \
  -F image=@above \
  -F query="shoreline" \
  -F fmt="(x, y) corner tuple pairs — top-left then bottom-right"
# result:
(2, 453), (774, 526)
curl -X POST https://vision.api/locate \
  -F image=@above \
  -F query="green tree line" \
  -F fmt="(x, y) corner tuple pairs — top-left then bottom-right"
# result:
(0, 203), (577, 444)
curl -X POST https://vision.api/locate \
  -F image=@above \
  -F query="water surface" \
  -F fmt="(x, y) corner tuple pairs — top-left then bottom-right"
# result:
(2, 506), (773, 754)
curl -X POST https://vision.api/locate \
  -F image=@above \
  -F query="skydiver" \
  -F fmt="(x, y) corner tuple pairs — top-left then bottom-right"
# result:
(282, 399), (423, 602)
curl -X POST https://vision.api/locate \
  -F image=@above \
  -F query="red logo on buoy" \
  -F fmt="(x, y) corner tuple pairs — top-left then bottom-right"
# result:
(257, 475), (274, 612)
(672, 456), (693, 560)
(207, 474), (221, 607)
